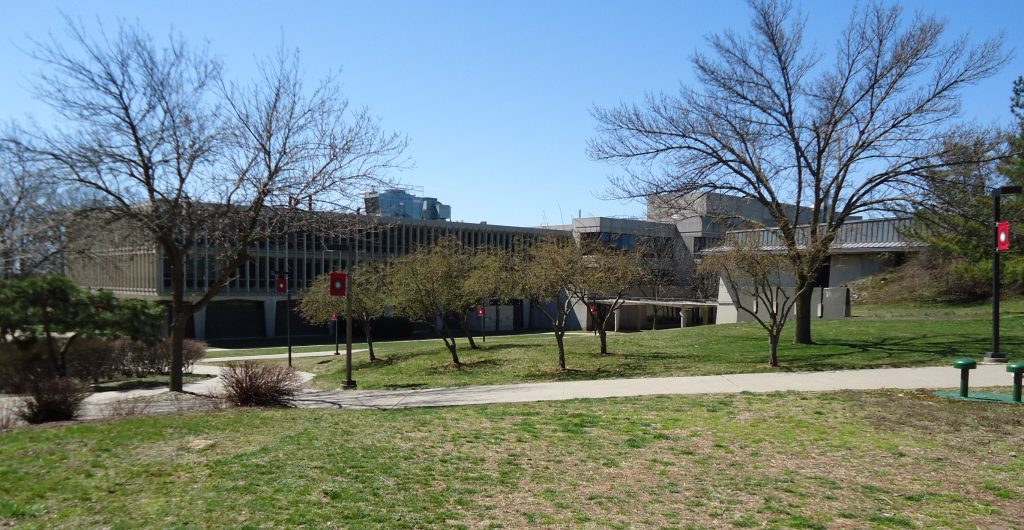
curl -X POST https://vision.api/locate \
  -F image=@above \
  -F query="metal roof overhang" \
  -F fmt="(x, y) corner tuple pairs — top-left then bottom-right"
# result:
(588, 298), (718, 308)
(702, 241), (927, 255)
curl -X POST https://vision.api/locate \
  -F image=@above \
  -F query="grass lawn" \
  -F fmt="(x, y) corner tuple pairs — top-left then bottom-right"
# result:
(245, 300), (1024, 390)
(204, 341), (372, 359)
(852, 298), (1024, 320)
(0, 389), (1021, 528)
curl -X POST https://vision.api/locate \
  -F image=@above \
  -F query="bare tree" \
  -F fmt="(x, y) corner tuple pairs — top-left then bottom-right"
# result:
(521, 237), (589, 370)
(4, 20), (405, 390)
(700, 240), (798, 367)
(568, 242), (647, 355)
(0, 142), (83, 279)
(590, 0), (1008, 344)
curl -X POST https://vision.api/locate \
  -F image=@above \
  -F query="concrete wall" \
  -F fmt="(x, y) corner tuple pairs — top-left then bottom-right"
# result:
(716, 278), (850, 324)
(467, 303), (517, 333)
(530, 297), (585, 331)
(829, 254), (892, 287)
(648, 192), (813, 243)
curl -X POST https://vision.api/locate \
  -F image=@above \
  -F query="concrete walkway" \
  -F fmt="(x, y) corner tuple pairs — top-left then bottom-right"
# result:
(82, 364), (236, 405)
(4, 364), (1014, 423)
(293, 364), (1016, 410)
(75, 364), (315, 417)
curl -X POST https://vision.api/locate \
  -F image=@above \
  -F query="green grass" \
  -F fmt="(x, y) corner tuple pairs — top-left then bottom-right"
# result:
(254, 300), (1024, 390)
(1, 390), (1021, 528)
(852, 298), (1024, 320)
(204, 341), (373, 359)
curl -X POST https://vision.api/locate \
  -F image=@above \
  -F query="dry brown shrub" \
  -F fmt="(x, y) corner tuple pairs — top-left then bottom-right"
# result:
(17, 377), (89, 424)
(220, 362), (303, 407)
(101, 396), (156, 418)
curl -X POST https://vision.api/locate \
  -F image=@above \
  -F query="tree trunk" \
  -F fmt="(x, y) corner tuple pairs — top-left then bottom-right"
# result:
(769, 333), (779, 367)
(462, 313), (479, 349)
(794, 274), (814, 345)
(447, 336), (461, 365)
(596, 310), (613, 355)
(167, 248), (188, 392)
(364, 320), (376, 361)
(555, 330), (566, 370)
(41, 306), (64, 377)
(169, 313), (188, 391)
(58, 334), (80, 380)
(439, 322), (461, 365)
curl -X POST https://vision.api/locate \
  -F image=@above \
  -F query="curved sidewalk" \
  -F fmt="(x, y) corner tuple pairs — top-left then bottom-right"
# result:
(294, 364), (1015, 410)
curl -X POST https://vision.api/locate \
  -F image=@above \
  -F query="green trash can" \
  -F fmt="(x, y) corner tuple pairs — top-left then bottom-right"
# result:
(1007, 362), (1024, 403)
(953, 358), (977, 398)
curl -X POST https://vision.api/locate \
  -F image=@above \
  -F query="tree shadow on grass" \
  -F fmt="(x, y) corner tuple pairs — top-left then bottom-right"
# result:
(381, 383), (429, 390)
(475, 342), (543, 354)
(522, 366), (634, 382)
(428, 358), (505, 375)
(779, 333), (1024, 371)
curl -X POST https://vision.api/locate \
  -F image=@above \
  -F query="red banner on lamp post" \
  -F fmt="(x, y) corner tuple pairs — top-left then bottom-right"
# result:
(329, 271), (347, 297)
(998, 221), (1011, 252)
(275, 276), (287, 294)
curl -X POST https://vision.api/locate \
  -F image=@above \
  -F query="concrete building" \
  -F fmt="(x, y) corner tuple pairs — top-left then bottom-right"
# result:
(66, 187), (918, 340)
(67, 212), (563, 341)
(548, 216), (715, 332)
(710, 217), (924, 324)
(647, 192), (815, 254)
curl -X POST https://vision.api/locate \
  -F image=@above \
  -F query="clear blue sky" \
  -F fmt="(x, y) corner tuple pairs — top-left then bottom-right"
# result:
(2, 1), (1022, 227)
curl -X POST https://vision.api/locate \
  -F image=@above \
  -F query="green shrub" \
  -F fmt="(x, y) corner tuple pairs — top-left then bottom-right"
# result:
(66, 338), (120, 383)
(117, 338), (206, 376)
(0, 341), (55, 394)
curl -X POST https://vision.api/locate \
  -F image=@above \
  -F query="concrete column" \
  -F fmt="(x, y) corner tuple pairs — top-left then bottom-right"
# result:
(614, 308), (620, 333)
(680, 308), (687, 328)
(193, 306), (207, 340)
(264, 299), (277, 338)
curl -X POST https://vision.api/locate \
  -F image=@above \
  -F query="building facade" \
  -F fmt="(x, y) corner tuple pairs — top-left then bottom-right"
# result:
(66, 189), (921, 340)
(67, 212), (562, 341)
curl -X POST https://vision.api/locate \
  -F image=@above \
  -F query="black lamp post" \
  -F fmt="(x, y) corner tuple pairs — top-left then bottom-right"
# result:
(987, 185), (1021, 363)
(325, 237), (356, 389)
(273, 269), (293, 367)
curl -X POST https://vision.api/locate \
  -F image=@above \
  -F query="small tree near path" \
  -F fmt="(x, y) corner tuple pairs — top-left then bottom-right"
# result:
(463, 249), (522, 348)
(567, 242), (647, 355)
(298, 261), (390, 362)
(700, 242), (799, 367)
(388, 238), (472, 366)
(521, 238), (587, 371)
